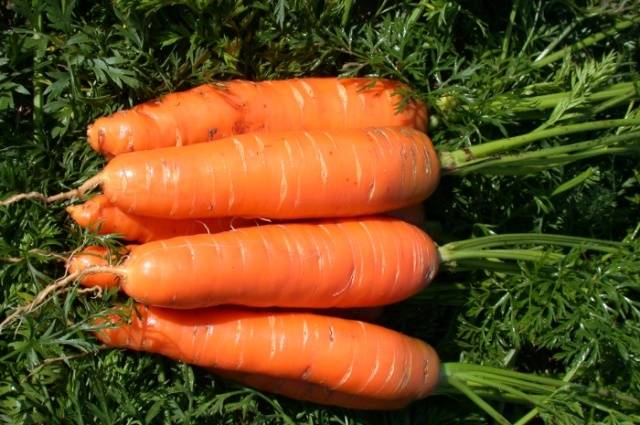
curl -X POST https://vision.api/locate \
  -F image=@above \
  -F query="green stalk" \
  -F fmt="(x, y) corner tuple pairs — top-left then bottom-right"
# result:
(592, 90), (638, 115)
(495, 82), (638, 113)
(474, 146), (637, 175)
(550, 167), (596, 197)
(513, 349), (590, 425)
(450, 131), (640, 175)
(437, 82), (637, 118)
(442, 233), (624, 253)
(443, 363), (568, 387)
(533, 19), (578, 63)
(437, 232), (625, 273)
(501, 0), (520, 61)
(33, 2), (44, 145)
(532, 17), (640, 68)
(438, 119), (640, 170)
(439, 363), (639, 422)
(435, 258), (522, 274)
(444, 376), (511, 425)
(439, 248), (565, 264)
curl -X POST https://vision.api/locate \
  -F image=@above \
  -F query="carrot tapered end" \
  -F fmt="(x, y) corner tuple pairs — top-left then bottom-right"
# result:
(66, 246), (121, 289)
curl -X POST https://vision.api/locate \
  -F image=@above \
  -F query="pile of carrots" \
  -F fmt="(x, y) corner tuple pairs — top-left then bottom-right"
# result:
(65, 77), (451, 410)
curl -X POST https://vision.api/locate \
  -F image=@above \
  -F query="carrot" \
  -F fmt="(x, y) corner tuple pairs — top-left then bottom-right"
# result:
(66, 194), (263, 243)
(87, 78), (427, 157)
(65, 127), (440, 220)
(75, 216), (439, 309)
(66, 245), (135, 288)
(213, 369), (413, 410)
(95, 304), (440, 409)
(68, 194), (424, 242)
(67, 245), (385, 322)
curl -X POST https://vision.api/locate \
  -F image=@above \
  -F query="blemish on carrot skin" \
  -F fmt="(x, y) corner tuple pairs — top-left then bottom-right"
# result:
(97, 128), (106, 149)
(207, 128), (218, 141)
(328, 325), (335, 342)
(301, 366), (312, 380)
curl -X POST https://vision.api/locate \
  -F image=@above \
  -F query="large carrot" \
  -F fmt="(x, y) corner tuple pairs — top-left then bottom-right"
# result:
(72, 217), (439, 309)
(87, 78), (427, 157)
(96, 305), (628, 417)
(67, 245), (386, 323)
(95, 305), (440, 409)
(66, 194), (264, 243)
(66, 127), (440, 220)
(7, 119), (636, 218)
(63, 217), (624, 312)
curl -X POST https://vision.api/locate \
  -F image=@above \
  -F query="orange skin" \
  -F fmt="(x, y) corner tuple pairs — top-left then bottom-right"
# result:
(66, 246), (124, 288)
(87, 78), (428, 157)
(67, 195), (423, 243)
(213, 369), (412, 410)
(97, 127), (440, 220)
(68, 246), (384, 321)
(96, 305), (441, 409)
(96, 217), (439, 309)
(67, 194), (263, 243)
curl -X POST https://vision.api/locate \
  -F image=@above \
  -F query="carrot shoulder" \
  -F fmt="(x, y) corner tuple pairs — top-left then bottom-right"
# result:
(98, 127), (440, 220)
(96, 305), (441, 409)
(112, 216), (439, 309)
(87, 78), (427, 157)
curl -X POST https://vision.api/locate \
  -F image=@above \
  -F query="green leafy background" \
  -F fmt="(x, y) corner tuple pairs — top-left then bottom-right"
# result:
(1, 1), (639, 423)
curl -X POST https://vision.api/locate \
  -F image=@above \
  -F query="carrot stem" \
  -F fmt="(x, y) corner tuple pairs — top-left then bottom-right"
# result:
(502, 82), (638, 113)
(32, 2), (44, 146)
(438, 118), (640, 171)
(531, 16), (640, 68)
(442, 233), (624, 253)
(439, 248), (565, 264)
(501, 0), (520, 61)
(447, 130), (640, 175)
(444, 375), (512, 425)
(441, 361), (640, 420)
(437, 232), (625, 271)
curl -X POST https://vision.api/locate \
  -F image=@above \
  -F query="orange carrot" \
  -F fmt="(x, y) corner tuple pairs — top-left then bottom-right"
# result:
(67, 245), (386, 320)
(213, 369), (411, 410)
(79, 216), (439, 309)
(68, 195), (423, 242)
(86, 127), (439, 220)
(88, 78), (427, 157)
(67, 194), (263, 243)
(96, 305), (440, 409)
(66, 246), (123, 289)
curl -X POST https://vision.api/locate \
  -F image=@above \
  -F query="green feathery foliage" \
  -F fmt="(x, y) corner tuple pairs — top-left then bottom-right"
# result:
(1, 1), (639, 423)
